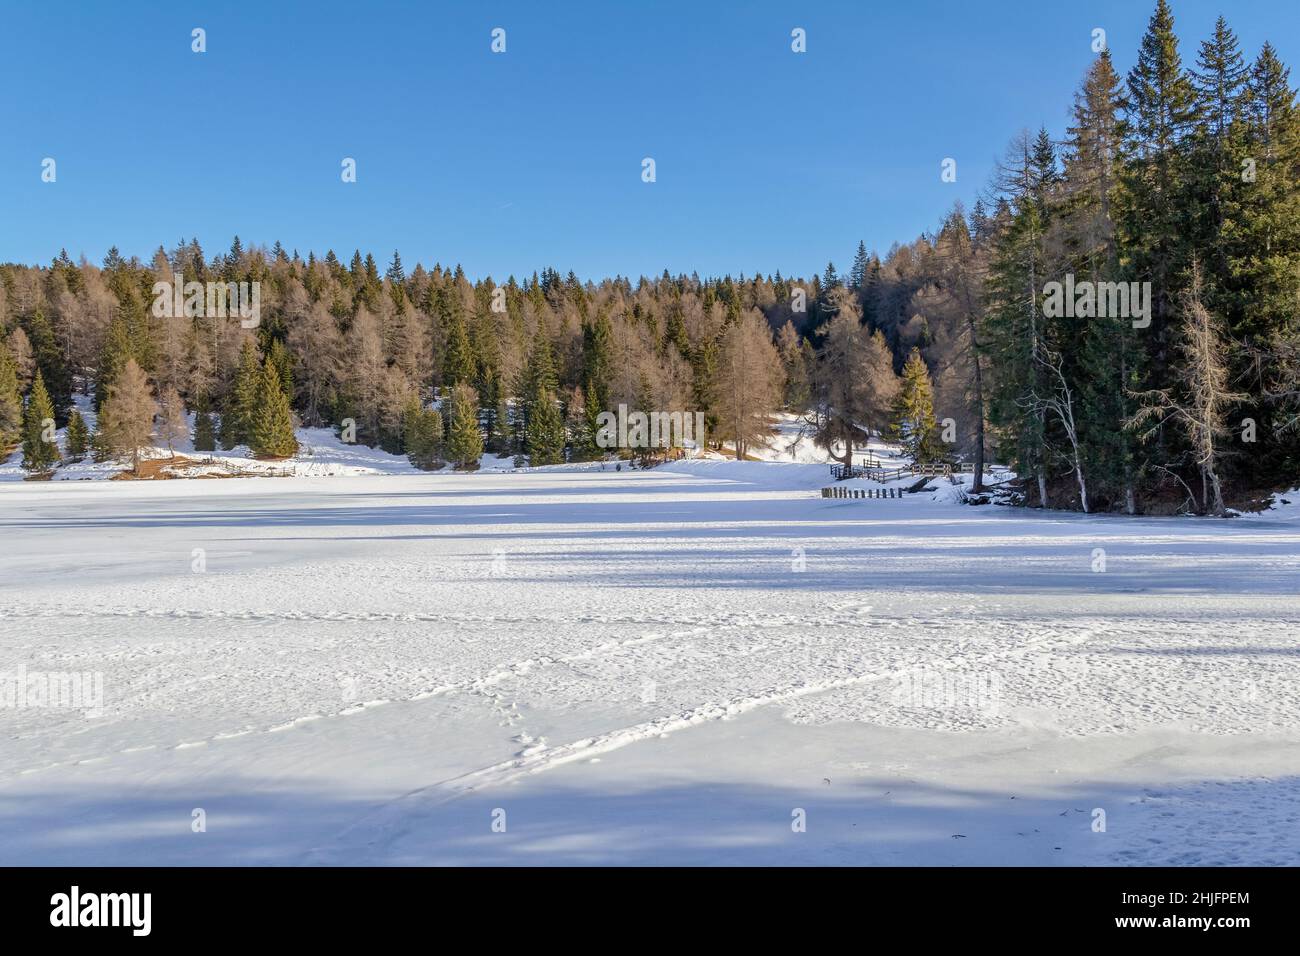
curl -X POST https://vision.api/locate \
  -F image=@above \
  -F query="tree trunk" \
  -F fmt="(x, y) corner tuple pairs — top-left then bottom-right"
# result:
(1205, 465), (1226, 517)
(1037, 472), (1048, 509)
(836, 423), (853, 471)
(966, 315), (986, 494)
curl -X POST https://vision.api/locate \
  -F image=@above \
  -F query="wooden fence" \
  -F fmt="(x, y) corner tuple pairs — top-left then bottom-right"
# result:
(831, 460), (1008, 483)
(821, 486), (904, 499)
(190, 456), (295, 478)
(828, 453), (883, 481)
(833, 461), (951, 483)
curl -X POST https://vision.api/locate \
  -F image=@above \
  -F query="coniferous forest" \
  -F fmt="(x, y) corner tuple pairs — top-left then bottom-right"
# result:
(2, 1), (1297, 515)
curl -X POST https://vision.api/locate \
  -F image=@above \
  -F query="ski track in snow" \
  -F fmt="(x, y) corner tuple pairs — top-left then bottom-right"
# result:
(302, 617), (1106, 862)
(1, 618), (727, 775)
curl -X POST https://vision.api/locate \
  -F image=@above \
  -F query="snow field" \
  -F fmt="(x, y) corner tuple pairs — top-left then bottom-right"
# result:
(1, 462), (1298, 864)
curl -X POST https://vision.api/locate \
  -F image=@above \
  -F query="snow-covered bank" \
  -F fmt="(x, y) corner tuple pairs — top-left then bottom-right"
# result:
(0, 407), (884, 484)
(2, 469), (1298, 865)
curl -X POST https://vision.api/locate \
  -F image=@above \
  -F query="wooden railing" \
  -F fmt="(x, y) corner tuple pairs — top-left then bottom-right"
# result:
(828, 453), (883, 481)
(832, 460), (1006, 482)
(190, 456), (295, 478)
(821, 486), (905, 499)
(833, 461), (952, 482)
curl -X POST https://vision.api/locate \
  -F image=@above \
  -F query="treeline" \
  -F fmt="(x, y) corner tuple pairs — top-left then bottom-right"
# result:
(1, 1), (1296, 512)
(0, 238), (804, 474)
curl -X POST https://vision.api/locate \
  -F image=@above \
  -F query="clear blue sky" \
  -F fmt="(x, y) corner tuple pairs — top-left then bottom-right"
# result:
(1, 0), (1294, 280)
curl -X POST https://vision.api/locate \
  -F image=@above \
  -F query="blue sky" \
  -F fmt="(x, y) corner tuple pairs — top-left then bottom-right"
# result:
(1, 0), (1294, 280)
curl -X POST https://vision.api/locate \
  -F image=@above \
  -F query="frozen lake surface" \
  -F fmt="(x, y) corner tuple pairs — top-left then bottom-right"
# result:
(2, 464), (1298, 865)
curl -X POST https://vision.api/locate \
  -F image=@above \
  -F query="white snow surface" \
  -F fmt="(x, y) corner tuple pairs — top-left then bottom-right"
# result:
(2, 461), (1299, 865)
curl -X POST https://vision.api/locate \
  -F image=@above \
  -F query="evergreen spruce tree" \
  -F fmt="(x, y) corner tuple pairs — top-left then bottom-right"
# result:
(226, 235), (245, 279)
(425, 406), (446, 469)
(402, 394), (424, 464)
(520, 325), (559, 439)
(1029, 128), (1062, 213)
(849, 241), (870, 290)
(691, 338), (720, 440)
(581, 312), (613, 415)
(565, 386), (597, 461)
(1235, 43), (1300, 485)
(96, 314), (135, 411)
(0, 346), (22, 450)
(193, 408), (217, 452)
(982, 189), (1051, 506)
(446, 383), (483, 470)
(21, 370), (60, 474)
(525, 383), (565, 465)
(1064, 50), (1143, 512)
(267, 338), (295, 404)
(1192, 16), (1249, 143)
(64, 408), (89, 460)
(250, 362), (299, 459)
(221, 340), (261, 448)
(1233, 41), (1300, 343)
(443, 314), (476, 388)
(893, 348), (942, 463)
(403, 395), (443, 470)
(23, 310), (72, 418)
(1188, 16), (1251, 320)
(1119, 0), (1197, 387)
(664, 308), (690, 359)
(386, 250), (406, 284)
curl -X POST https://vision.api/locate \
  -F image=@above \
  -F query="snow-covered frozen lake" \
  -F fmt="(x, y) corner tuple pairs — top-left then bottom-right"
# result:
(2, 464), (1298, 865)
